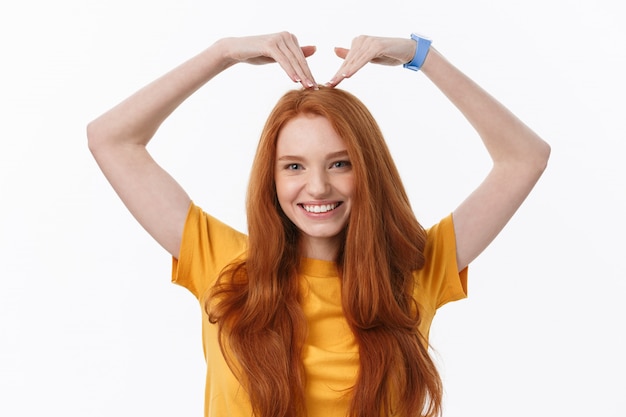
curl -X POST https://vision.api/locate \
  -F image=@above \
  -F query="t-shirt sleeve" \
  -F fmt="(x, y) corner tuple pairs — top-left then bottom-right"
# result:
(171, 202), (248, 300)
(416, 213), (468, 311)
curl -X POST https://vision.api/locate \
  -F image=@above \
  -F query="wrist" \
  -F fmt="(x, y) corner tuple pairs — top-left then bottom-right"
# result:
(403, 33), (432, 71)
(418, 47), (443, 77)
(212, 37), (240, 68)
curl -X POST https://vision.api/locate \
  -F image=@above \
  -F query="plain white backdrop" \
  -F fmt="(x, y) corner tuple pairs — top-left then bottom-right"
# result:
(1, 0), (624, 415)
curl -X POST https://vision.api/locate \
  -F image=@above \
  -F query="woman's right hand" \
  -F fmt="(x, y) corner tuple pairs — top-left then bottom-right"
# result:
(220, 32), (318, 88)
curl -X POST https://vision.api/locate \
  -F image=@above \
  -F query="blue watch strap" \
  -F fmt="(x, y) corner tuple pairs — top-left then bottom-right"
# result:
(403, 33), (432, 71)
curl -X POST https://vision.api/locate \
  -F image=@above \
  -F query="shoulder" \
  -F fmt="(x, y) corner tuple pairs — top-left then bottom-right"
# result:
(182, 203), (248, 252)
(172, 202), (248, 298)
(421, 214), (459, 273)
(413, 214), (468, 310)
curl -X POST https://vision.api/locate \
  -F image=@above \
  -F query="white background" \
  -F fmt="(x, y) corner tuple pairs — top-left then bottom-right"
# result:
(1, 0), (625, 415)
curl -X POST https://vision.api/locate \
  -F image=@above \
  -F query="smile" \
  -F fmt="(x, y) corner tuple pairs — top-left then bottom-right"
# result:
(300, 202), (341, 213)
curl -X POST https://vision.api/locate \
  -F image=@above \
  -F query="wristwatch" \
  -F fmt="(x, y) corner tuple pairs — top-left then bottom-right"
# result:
(403, 33), (432, 71)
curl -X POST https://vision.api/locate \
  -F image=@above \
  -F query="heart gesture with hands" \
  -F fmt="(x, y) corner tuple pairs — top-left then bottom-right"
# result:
(221, 32), (418, 89)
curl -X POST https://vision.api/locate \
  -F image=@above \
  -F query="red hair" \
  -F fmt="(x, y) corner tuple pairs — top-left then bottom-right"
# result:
(208, 86), (442, 417)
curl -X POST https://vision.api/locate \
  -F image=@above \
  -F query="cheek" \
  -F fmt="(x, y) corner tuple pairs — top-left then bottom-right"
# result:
(338, 174), (356, 197)
(274, 177), (295, 206)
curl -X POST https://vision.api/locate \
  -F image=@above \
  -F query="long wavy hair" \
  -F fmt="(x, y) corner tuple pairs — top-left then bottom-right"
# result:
(207, 86), (442, 417)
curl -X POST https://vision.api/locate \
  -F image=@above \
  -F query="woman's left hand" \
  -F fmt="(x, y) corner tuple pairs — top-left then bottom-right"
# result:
(327, 35), (417, 86)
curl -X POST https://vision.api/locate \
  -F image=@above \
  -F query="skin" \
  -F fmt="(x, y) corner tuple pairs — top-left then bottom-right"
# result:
(275, 114), (355, 261)
(87, 31), (550, 273)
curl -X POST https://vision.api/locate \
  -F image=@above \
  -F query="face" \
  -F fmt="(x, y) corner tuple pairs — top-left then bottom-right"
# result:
(275, 114), (354, 260)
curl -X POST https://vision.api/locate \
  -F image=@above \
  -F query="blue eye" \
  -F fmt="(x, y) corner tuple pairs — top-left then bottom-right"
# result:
(286, 163), (301, 170)
(333, 161), (351, 168)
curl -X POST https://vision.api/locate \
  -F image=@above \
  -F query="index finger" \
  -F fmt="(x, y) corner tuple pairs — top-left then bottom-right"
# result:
(327, 46), (371, 87)
(275, 33), (317, 88)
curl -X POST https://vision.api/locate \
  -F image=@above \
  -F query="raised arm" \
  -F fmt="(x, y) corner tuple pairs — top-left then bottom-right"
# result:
(329, 35), (550, 270)
(420, 49), (550, 270)
(87, 33), (317, 258)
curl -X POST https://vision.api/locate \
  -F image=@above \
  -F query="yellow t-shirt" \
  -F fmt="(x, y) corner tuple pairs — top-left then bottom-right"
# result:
(172, 202), (468, 417)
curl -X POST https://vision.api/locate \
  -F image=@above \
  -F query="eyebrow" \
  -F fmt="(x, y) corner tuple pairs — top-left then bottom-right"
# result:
(277, 150), (350, 161)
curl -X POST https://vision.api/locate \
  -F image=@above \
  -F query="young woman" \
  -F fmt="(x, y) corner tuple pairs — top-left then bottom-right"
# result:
(87, 32), (550, 417)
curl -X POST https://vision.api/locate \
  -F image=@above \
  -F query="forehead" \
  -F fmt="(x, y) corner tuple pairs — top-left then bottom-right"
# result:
(276, 114), (346, 155)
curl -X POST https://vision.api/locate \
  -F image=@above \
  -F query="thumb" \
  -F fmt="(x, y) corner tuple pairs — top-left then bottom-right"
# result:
(334, 47), (349, 59)
(301, 45), (317, 58)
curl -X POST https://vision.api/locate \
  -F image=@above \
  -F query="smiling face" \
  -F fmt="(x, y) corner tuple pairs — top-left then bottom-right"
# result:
(275, 113), (355, 261)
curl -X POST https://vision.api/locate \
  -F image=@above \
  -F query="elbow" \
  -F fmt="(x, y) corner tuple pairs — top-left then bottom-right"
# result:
(498, 137), (551, 181)
(518, 132), (551, 174)
(520, 138), (551, 185)
(86, 119), (115, 159)
(86, 120), (102, 155)
(535, 138), (551, 174)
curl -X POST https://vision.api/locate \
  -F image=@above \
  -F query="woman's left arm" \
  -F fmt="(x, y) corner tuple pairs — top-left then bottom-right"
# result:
(419, 48), (550, 270)
(330, 36), (551, 271)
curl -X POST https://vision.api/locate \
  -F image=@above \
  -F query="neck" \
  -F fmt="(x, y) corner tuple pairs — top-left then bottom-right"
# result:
(299, 236), (340, 262)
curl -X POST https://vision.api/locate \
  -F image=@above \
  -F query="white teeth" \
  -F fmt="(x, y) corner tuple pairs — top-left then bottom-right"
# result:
(303, 203), (338, 213)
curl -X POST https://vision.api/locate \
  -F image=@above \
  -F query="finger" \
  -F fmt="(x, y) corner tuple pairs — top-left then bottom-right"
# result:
(299, 45), (319, 88)
(327, 47), (351, 86)
(334, 47), (349, 59)
(291, 44), (317, 88)
(275, 34), (317, 88)
(281, 34), (316, 87)
(327, 46), (371, 87)
(301, 45), (317, 58)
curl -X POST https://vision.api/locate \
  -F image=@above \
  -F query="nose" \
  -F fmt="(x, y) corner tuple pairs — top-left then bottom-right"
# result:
(306, 168), (330, 197)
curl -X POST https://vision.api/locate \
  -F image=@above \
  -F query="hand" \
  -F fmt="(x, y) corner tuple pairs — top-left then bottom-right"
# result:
(327, 35), (416, 87)
(221, 32), (317, 89)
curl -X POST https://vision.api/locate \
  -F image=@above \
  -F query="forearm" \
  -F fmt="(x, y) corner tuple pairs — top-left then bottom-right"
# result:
(420, 48), (550, 170)
(87, 39), (235, 149)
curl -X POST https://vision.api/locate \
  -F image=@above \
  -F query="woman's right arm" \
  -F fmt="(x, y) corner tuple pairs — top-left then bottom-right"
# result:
(87, 33), (316, 258)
